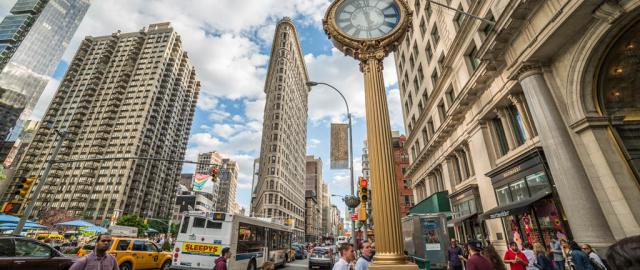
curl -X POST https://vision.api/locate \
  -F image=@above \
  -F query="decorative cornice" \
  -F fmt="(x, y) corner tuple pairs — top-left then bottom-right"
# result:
(570, 115), (623, 133)
(512, 63), (543, 81)
(593, 0), (624, 24)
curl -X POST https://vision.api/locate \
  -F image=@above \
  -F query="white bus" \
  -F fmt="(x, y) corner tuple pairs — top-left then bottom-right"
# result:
(170, 212), (292, 270)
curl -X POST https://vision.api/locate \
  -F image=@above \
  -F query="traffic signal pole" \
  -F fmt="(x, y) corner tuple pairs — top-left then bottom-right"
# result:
(13, 129), (66, 235)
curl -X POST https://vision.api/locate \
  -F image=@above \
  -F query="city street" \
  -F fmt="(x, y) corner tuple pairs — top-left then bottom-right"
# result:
(283, 259), (309, 270)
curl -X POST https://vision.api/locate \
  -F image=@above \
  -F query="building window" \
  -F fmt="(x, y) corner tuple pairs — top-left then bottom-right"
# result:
(408, 93), (413, 107)
(417, 64), (424, 85)
(409, 54), (415, 70)
(466, 44), (480, 72)
(422, 128), (429, 145)
(413, 77), (420, 92)
(445, 86), (455, 106)
(404, 101), (410, 115)
(437, 101), (446, 122)
(427, 120), (435, 137)
(425, 43), (433, 63)
(508, 105), (527, 145)
(419, 18), (427, 37)
(492, 118), (509, 156)
(454, 5), (465, 29)
(431, 26), (440, 45)
(425, 2), (432, 17)
(431, 69), (439, 88)
(414, 0), (421, 12)
(480, 12), (495, 39)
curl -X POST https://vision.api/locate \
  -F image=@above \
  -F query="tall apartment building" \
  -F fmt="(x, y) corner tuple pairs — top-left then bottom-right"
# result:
(195, 151), (222, 207)
(321, 182), (330, 238)
(216, 158), (238, 213)
(0, 0), (90, 141)
(252, 17), (309, 242)
(305, 156), (323, 242)
(1, 22), (199, 222)
(397, 0), (640, 252)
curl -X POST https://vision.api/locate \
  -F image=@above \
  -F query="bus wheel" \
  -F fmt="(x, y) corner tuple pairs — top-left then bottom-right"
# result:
(119, 262), (132, 270)
(247, 259), (256, 270)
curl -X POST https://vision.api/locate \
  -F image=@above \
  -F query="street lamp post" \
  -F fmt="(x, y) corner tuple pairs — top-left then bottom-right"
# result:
(308, 81), (358, 248)
(13, 128), (66, 235)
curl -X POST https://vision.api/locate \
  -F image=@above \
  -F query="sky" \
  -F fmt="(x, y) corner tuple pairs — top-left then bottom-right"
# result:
(0, 0), (405, 217)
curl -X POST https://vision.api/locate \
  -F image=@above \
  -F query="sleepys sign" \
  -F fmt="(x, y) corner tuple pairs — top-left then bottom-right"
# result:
(182, 242), (223, 256)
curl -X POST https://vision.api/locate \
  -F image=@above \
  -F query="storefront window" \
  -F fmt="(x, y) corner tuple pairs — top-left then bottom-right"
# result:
(526, 172), (551, 196)
(496, 186), (511, 205)
(510, 180), (528, 202)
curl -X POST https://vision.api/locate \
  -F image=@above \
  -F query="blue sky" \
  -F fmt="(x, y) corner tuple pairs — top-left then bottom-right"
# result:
(1, 0), (405, 217)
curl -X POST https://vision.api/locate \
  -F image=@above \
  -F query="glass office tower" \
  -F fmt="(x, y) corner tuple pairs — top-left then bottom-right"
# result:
(0, 0), (90, 141)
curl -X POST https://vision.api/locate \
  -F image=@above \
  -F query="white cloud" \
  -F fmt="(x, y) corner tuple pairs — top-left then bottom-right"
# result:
(387, 88), (406, 133)
(305, 48), (399, 124)
(307, 138), (321, 149)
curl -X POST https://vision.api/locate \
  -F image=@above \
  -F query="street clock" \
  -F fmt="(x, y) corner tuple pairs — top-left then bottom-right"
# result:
(323, 0), (411, 60)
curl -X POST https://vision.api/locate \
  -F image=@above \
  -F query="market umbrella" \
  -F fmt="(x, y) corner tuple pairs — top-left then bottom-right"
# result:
(0, 214), (20, 223)
(55, 219), (95, 227)
(0, 222), (47, 229)
(81, 226), (108, 233)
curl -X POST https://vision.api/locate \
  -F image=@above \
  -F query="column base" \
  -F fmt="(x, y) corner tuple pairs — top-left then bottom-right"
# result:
(370, 262), (420, 270)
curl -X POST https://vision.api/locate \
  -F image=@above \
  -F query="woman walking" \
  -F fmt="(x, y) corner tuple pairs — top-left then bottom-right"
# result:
(533, 243), (554, 270)
(482, 243), (507, 270)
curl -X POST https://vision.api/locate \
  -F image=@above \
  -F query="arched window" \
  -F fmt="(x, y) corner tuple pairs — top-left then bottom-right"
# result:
(598, 20), (640, 179)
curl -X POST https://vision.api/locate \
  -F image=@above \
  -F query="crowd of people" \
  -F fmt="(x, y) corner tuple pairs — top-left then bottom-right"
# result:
(446, 235), (640, 270)
(332, 240), (374, 270)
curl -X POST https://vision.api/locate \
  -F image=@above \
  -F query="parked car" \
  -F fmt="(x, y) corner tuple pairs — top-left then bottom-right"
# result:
(309, 247), (335, 269)
(0, 236), (77, 270)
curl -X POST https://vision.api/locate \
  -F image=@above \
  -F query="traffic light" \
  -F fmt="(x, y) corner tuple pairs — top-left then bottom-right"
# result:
(358, 206), (367, 221)
(359, 177), (368, 202)
(14, 176), (35, 198)
(210, 167), (219, 180)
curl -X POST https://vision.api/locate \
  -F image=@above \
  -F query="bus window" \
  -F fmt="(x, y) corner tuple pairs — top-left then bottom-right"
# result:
(206, 220), (222, 229)
(180, 216), (190, 234)
(238, 223), (265, 254)
(193, 217), (206, 228)
(269, 229), (288, 250)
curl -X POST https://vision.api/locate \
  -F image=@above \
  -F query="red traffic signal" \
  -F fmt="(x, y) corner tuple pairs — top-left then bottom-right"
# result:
(210, 167), (219, 178)
(359, 178), (368, 188)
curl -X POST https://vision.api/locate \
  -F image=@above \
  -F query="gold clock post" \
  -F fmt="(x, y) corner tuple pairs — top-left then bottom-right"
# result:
(323, 0), (417, 269)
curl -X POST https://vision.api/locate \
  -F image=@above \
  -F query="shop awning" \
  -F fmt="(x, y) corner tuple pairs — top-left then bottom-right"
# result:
(480, 191), (552, 220)
(447, 212), (478, 225)
(409, 191), (451, 215)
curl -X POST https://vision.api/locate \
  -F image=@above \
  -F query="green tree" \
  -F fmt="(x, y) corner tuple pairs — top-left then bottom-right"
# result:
(116, 215), (148, 237)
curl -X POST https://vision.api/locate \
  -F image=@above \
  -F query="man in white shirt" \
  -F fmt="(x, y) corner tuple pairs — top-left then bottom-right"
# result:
(355, 240), (373, 270)
(333, 243), (355, 270)
(522, 243), (538, 270)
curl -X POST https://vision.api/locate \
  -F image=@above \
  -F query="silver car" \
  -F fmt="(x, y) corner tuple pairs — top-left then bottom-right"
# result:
(309, 247), (335, 269)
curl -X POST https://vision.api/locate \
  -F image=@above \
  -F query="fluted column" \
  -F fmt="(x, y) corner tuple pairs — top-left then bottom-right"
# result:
(361, 57), (414, 269)
(517, 65), (615, 246)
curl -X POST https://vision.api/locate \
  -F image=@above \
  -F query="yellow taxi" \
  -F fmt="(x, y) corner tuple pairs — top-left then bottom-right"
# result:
(77, 237), (172, 270)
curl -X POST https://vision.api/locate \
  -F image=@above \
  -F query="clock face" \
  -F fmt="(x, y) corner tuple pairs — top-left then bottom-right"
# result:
(335, 0), (401, 39)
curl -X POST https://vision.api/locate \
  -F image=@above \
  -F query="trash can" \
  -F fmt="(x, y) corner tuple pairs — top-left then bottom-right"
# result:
(411, 256), (430, 270)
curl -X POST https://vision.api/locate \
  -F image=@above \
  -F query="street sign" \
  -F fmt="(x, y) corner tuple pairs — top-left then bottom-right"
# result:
(351, 213), (358, 221)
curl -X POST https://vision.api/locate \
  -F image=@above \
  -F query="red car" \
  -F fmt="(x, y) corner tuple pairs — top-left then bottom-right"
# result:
(0, 236), (77, 270)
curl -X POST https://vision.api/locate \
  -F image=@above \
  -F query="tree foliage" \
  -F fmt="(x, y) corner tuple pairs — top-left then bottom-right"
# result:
(116, 215), (148, 237)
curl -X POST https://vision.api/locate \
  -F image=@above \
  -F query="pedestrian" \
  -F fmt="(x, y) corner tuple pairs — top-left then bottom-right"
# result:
(551, 236), (566, 270)
(606, 235), (640, 270)
(563, 240), (594, 270)
(482, 243), (507, 270)
(333, 243), (355, 270)
(533, 243), (554, 270)
(69, 234), (118, 270)
(504, 241), (529, 270)
(448, 238), (464, 270)
(465, 240), (494, 270)
(356, 240), (373, 270)
(262, 261), (275, 270)
(522, 243), (537, 270)
(214, 247), (231, 270)
(581, 244), (607, 270)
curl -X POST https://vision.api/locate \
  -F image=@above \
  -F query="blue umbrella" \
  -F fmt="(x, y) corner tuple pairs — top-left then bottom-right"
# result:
(0, 214), (20, 223)
(81, 226), (108, 233)
(55, 219), (95, 227)
(0, 222), (47, 229)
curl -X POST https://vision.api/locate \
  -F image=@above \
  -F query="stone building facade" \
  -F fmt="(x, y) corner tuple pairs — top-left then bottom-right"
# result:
(305, 155), (323, 242)
(252, 17), (309, 242)
(1, 22), (199, 222)
(396, 0), (640, 253)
